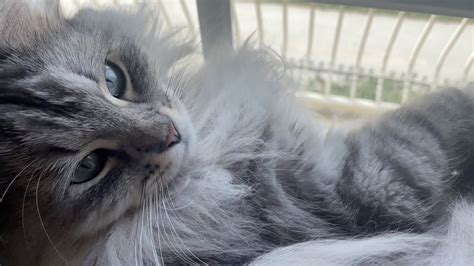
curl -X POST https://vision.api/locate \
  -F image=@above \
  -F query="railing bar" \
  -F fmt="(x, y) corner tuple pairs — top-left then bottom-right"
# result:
(377, 11), (405, 102)
(306, 4), (316, 60)
(157, 0), (172, 28)
(351, 8), (374, 98)
(401, 77), (411, 103)
(402, 14), (436, 102)
(355, 8), (374, 68)
(290, 63), (433, 86)
(325, 73), (332, 95)
(375, 77), (384, 102)
(327, 5), (345, 95)
(330, 6), (345, 67)
(298, 0), (473, 19)
(381, 12), (405, 73)
(255, 0), (264, 47)
(432, 18), (469, 90)
(230, 0), (241, 45)
(407, 15), (436, 74)
(463, 53), (474, 84)
(196, 0), (233, 61)
(282, 0), (288, 58)
(180, 0), (195, 32)
(349, 70), (357, 99)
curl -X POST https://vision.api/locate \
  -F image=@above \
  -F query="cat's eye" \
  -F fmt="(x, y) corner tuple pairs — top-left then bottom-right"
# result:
(105, 62), (126, 98)
(72, 150), (108, 184)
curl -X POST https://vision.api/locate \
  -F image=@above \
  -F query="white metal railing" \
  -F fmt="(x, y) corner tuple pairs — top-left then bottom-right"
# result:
(63, 0), (473, 113)
(230, 0), (473, 111)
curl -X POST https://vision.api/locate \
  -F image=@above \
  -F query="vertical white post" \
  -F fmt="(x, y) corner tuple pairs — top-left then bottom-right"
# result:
(330, 6), (344, 67)
(306, 4), (316, 61)
(432, 18), (469, 91)
(327, 6), (345, 95)
(402, 15), (437, 102)
(255, 0), (264, 47)
(231, 0), (241, 45)
(282, 0), (288, 59)
(462, 53), (474, 85)
(377, 11), (405, 102)
(350, 8), (374, 99)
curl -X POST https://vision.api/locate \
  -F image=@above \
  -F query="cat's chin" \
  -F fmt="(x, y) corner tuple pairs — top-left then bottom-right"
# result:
(143, 140), (187, 194)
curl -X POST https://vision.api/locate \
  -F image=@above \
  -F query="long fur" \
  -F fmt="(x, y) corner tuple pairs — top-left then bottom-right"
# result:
(0, 1), (473, 265)
(91, 48), (474, 265)
(253, 200), (474, 265)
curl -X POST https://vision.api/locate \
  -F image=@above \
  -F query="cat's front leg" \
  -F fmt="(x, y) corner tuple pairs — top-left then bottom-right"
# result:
(252, 200), (474, 265)
(328, 87), (474, 233)
(250, 233), (438, 265)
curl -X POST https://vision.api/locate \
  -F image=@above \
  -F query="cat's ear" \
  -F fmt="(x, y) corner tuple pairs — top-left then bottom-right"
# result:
(0, 0), (62, 46)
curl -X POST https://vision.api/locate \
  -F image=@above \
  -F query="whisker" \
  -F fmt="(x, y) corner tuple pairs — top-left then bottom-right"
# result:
(153, 185), (165, 266)
(165, 52), (184, 98)
(35, 169), (67, 264)
(134, 218), (139, 266)
(147, 192), (160, 265)
(164, 182), (205, 264)
(157, 193), (190, 264)
(138, 189), (147, 265)
(175, 71), (188, 99)
(158, 183), (193, 264)
(1, 161), (34, 203)
(160, 184), (199, 264)
(22, 164), (40, 248)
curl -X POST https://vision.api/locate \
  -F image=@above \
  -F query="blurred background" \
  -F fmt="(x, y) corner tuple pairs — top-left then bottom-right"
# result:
(62, 0), (473, 119)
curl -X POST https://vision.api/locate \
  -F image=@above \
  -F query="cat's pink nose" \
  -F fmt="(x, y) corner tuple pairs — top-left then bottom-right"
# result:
(165, 122), (181, 150)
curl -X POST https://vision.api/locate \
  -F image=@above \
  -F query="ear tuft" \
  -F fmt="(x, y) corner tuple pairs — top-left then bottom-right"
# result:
(0, 0), (62, 45)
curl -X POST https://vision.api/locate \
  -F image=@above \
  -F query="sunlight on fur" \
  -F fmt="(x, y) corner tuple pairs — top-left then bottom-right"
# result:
(0, 0), (473, 265)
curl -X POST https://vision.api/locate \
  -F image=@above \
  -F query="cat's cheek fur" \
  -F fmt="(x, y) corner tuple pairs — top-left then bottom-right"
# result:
(76, 141), (190, 236)
(74, 187), (142, 237)
(70, 143), (189, 237)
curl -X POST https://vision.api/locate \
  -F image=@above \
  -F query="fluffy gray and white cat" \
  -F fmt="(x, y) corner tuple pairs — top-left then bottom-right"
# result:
(0, 1), (473, 265)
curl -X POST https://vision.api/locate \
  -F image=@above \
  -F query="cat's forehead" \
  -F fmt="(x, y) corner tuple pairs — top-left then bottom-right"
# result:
(2, 1), (192, 80)
(0, 3), (145, 73)
(32, 20), (139, 76)
(1, 7), (158, 98)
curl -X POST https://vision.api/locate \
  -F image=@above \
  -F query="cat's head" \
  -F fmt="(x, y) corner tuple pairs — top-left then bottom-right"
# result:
(0, 0), (196, 240)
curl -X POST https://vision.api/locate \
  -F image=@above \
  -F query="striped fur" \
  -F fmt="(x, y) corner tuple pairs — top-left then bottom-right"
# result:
(0, 1), (473, 265)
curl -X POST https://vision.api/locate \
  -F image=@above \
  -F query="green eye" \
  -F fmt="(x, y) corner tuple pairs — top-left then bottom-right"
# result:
(105, 62), (126, 98)
(72, 150), (107, 184)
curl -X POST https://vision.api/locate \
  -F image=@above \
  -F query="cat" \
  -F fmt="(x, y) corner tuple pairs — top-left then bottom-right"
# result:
(0, 1), (473, 265)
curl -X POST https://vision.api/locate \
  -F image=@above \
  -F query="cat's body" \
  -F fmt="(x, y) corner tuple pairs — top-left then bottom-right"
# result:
(0, 1), (473, 265)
